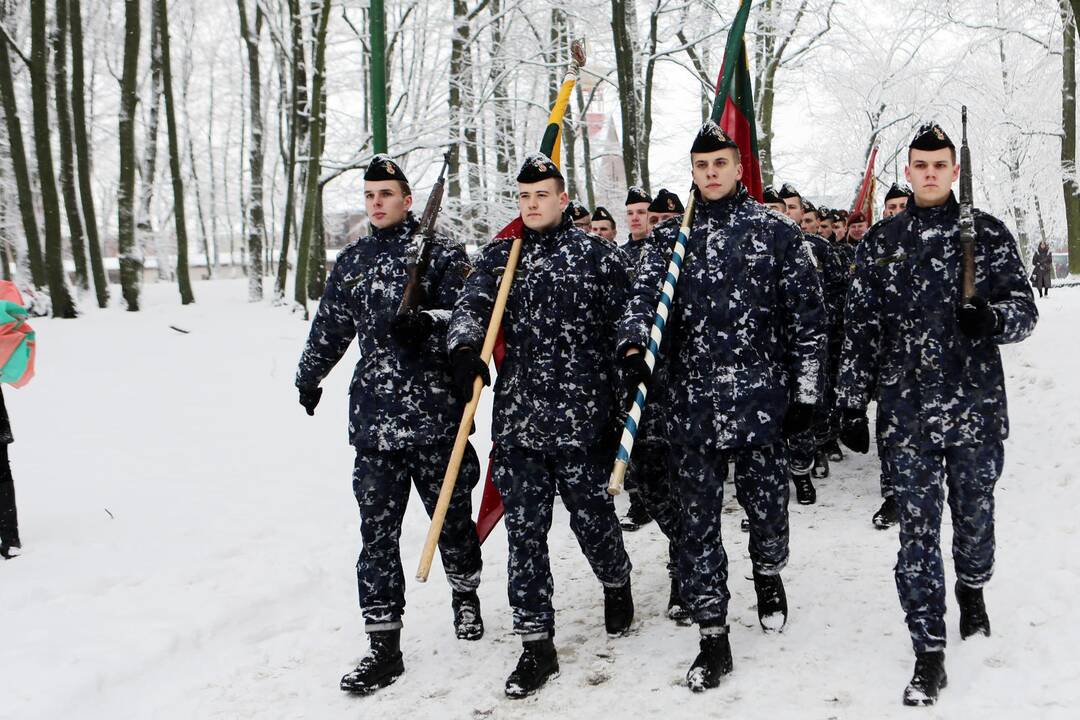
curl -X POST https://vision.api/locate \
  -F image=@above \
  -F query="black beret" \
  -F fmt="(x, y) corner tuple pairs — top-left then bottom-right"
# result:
(762, 185), (782, 205)
(567, 200), (590, 221)
(625, 186), (652, 206)
(801, 199), (817, 214)
(364, 154), (409, 184)
(818, 206), (832, 218)
(884, 183), (910, 201)
(591, 206), (615, 224)
(648, 188), (684, 214)
(690, 120), (738, 154)
(778, 182), (801, 200)
(517, 152), (563, 184)
(910, 122), (955, 152)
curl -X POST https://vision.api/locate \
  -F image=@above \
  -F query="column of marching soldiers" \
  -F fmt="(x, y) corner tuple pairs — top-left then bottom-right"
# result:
(294, 120), (1037, 706)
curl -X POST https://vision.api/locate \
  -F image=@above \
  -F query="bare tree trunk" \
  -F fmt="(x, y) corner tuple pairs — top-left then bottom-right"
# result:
(294, 0), (330, 314)
(180, 43), (211, 280)
(611, 0), (641, 188)
(0, 7), (46, 288)
(447, 0), (468, 207)
(1061, 0), (1080, 274)
(69, 0), (108, 306)
(118, 0), (142, 310)
(30, 0), (76, 317)
(307, 83), (327, 301)
(575, 83), (596, 208)
(274, 0), (304, 302)
(157, 0), (193, 304)
(237, 0), (267, 300)
(52, 0), (89, 293)
(639, 0), (661, 194)
(488, 0), (513, 205)
(138, 0), (165, 281)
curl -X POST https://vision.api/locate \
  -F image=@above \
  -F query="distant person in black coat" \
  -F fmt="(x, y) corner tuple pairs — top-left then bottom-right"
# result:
(0, 387), (20, 559)
(1032, 241), (1054, 298)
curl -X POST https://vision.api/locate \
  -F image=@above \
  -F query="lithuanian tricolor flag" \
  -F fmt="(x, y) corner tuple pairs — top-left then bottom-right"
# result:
(713, 0), (762, 202)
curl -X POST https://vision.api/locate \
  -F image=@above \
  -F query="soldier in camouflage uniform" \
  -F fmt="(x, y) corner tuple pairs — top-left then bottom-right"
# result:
(778, 183), (848, 500)
(447, 153), (634, 699)
(866, 185), (912, 529)
(617, 186), (659, 532)
(882, 182), (911, 219)
(647, 188), (685, 232)
(618, 122), (827, 692)
(590, 206), (618, 242)
(295, 156), (484, 696)
(568, 200), (592, 231)
(836, 123), (1037, 706)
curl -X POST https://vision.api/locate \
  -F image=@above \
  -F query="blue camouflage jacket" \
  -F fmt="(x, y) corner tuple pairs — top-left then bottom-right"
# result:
(836, 194), (1037, 449)
(617, 184), (827, 450)
(447, 216), (632, 451)
(295, 213), (470, 450)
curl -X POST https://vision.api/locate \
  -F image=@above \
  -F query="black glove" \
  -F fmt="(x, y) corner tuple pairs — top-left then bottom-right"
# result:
(839, 408), (870, 454)
(957, 296), (1000, 339)
(782, 402), (815, 437)
(618, 351), (652, 395)
(298, 385), (322, 416)
(390, 311), (433, 348)
(450, 347), (490, 400)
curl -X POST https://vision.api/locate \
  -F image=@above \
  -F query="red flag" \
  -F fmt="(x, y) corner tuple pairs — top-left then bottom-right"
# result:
(473, 219), (520, 544)
(851, 146), (879, 223)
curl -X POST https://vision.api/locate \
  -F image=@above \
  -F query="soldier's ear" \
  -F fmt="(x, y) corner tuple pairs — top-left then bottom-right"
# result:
(403, 194), (413, 212)
(735, 163), (744, 181)
(952, 163), (961, 183)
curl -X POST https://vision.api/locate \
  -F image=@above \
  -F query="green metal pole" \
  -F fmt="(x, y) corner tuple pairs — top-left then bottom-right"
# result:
(369, 0), (387, 154)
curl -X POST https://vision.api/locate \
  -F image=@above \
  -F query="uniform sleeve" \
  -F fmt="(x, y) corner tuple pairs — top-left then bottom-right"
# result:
(446, 241), (505, 354)
(981, 216), (1038, 345)
(835, 233), (883, 410)
(599, 243), (633, 329)
(778, 227), (826, 405)
(615, 227), (671, 357)
(422, 238), (472, 338)
(295, 254), (357, 389)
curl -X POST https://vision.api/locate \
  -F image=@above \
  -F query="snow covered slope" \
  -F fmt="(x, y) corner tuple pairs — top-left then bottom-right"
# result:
(1, 280), (1077, 719)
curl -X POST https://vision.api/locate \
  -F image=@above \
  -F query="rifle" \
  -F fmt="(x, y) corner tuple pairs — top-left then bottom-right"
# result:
(959, 106), (976, 304)
(397, 153), (451, 317)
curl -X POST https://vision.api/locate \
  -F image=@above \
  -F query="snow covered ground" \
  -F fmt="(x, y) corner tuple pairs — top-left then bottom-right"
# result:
(2, 279), (1078, 719)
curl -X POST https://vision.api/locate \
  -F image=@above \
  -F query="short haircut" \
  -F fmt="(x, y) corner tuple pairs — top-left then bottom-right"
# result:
(397, 180), (412, 197)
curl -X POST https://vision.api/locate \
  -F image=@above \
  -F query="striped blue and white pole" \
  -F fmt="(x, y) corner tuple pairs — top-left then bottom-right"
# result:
(608, 193), (696, 495)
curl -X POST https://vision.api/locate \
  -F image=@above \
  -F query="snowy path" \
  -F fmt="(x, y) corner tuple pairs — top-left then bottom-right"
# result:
(1, 280), (1077, 719)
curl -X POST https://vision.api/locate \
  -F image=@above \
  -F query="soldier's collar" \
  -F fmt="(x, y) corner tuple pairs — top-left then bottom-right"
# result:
(907, 192), (959, 220)
(695, 182), (747, 212)
(370, 212), (418, 241)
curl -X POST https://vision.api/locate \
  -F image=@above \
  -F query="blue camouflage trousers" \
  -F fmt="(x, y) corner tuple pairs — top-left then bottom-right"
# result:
(352, 442), (483, 632)
(492, 444), (633, 639)
(671, 441), (790, 628)
(626, 439), (682, 577)
(787, 426), (817, 476)
(892, 440), (1003, 652)
(877, 438), (897, 500)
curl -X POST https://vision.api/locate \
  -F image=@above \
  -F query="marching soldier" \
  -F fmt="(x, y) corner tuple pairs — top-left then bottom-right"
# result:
(448, 153), (635, 699)
(568, 200), (593, 230)
(295, 155), (484, 696)
(836, 123), (1037, 705)
(647, 188), (685, 232)
(883, 182), (911, 218)
(624, 186), (653, 248)
(591, 206), (618, 242)
(618, 185), (658, 530)
(618, 123), (826, 692)
(777, 182), (847, 499)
